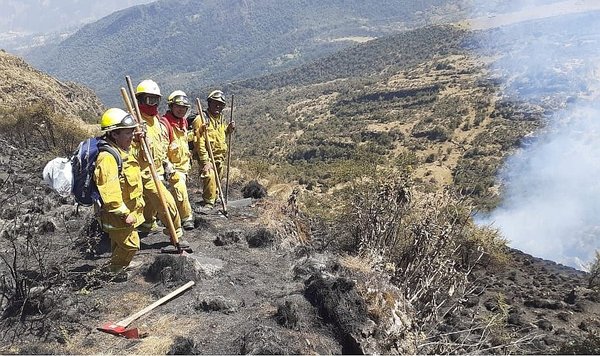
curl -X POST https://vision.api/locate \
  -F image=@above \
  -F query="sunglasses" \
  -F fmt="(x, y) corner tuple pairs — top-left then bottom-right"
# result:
(209, 99), (226, 107)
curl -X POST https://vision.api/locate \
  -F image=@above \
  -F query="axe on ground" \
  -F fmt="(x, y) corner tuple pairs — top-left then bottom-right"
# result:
(97, 280), (195, 338)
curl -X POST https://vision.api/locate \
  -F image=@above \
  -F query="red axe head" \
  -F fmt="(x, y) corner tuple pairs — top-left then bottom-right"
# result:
(98, 323), (140, 339)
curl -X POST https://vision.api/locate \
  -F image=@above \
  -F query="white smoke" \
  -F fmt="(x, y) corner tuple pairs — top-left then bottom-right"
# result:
(472, 0), (600, 269)
(482, 106), (600, 269)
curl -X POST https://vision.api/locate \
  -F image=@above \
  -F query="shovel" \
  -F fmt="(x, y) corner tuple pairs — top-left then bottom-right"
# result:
(98, 280), (195, 338)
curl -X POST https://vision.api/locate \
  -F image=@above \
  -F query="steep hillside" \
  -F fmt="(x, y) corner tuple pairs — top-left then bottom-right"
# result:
(24, 0), (475, 105)
(220, 25), (534, 211)
(0, 127), (597, 355)
(0, 50), (103, 121)
(0, 50), (104, 157)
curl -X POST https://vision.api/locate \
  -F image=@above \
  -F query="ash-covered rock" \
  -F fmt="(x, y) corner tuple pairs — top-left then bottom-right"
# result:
(242, 180), (267, 199)
(145, 254), (225, 284)
(246, 227), (275, 248)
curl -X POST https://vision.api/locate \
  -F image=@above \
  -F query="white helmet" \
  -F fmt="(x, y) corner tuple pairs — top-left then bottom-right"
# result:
(135, 79), (161, 96)
(167, 90), (191, 107)
(207, 90), (226, 104)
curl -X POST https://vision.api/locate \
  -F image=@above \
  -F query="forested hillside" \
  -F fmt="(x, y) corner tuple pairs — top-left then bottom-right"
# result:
(24, 0), (475, 105)
(222, 14), (599, 212)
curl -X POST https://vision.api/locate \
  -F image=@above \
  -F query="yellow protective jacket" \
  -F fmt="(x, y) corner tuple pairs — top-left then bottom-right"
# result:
(94, 141), (144, 231)
(193, 110), (228, 164)
(135, 113), (170, 179)
(162, 111), (191, 174)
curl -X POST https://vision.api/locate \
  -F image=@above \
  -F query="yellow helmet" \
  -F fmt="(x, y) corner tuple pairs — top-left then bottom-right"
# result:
(167, 90), (191, 107)
(207, 90), (226, 104)
(100, 108), (138, 132)
(136, 79), (161, 96)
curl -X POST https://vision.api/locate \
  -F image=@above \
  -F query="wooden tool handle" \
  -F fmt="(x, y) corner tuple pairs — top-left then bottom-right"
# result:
(122, 77), (180, 247)
(195, 98), (227, 214)
(117, 281), (195, 327)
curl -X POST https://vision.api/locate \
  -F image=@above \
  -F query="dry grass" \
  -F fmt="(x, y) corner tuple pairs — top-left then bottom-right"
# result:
(255, 199), (289, 230)
(339, 254), (374, 274)
(134, 315), (198, 354)
(226, 166), (244, 185)
(464, 224), (510, 267)
(103, 291), (154, 318)
(267, 183), (295, 202)
(0, 51), (104, 123)
(256, 196), (311, 247)
(62, 315), (201, 355)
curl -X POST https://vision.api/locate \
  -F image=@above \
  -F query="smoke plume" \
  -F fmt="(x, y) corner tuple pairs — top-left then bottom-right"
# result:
(472, 1), (600, 269)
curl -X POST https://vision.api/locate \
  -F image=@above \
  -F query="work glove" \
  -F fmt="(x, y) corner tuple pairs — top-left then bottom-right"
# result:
(196, 124), (207, 137)
(134, 122), (147, 142)
(170, 171), (186, 184)
(123, 213), (137, 227)
(163, 160), (175, 180)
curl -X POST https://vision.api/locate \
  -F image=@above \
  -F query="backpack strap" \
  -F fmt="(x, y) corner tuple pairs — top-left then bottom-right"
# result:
(97, 139), (123, 175)
(159, 116), (174, 143)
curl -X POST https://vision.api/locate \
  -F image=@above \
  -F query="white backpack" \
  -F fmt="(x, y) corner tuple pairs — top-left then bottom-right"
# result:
(42, 157), (72, 197)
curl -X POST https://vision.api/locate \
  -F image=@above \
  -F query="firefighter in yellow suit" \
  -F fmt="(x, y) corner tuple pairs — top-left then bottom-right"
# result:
(193, 90), (235, 208)
(134, 79), (187, 245)
(162, 90), (194, 230)
(94, 108), (144, 273)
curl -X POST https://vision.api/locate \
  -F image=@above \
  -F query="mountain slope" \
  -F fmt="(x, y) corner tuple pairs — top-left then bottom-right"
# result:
(217, 7), (600, 212)
(24, 0), (473, 105)
(219, 25), (536, 211)
(0, 10), (599, 355)
(0, 49), (103, 121)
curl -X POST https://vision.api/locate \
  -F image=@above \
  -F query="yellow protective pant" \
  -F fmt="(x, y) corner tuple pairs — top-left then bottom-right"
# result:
(108, 228), (140, 272)
(140, 175), (183, 238)
(200, 160), (224, 205)
(169, 171), (192, 223)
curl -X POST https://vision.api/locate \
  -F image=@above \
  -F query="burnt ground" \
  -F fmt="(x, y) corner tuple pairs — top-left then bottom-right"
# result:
(451, 249), (600, 354)
(0, 179), (342, 353)
(0, 137), (599, 355)
(0, 138), (404, 355)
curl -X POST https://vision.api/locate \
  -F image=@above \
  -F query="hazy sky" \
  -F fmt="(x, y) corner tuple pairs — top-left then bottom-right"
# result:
(0, 0), (156, 34)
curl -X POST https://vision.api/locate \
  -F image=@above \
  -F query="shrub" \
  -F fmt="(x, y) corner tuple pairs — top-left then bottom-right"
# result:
(0, 211), (72, 330)
(458, 222), (509, 268)
(0, 103), (91, 156)
(588, 250), (600, 290)
(328, 175), (511, 353)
